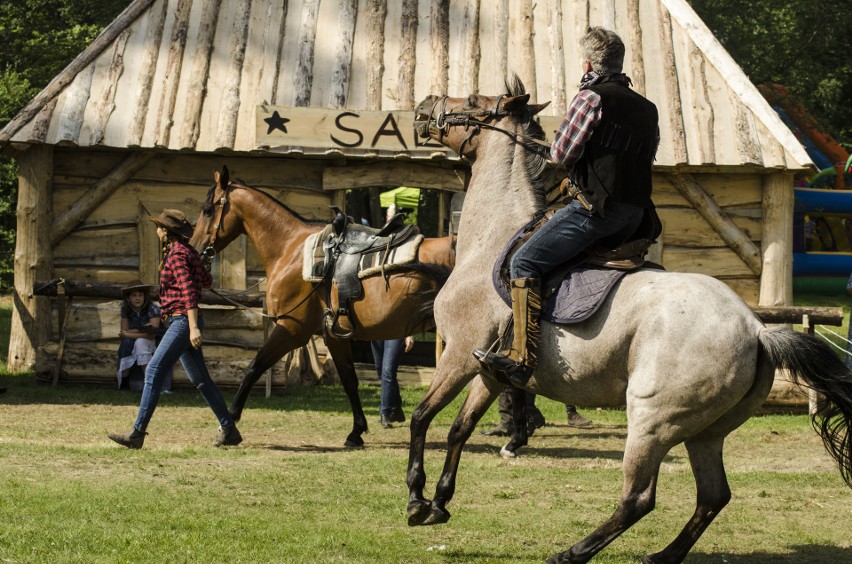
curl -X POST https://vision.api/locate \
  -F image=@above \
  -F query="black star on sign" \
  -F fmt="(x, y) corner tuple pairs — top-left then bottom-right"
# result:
(264, 111), (290, 134)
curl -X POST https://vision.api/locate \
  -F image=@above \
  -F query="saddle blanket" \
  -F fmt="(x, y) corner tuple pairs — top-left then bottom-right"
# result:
(492, 217), (660, 324)
(302, 224), (425, 282)
(494, 263), (628, 325)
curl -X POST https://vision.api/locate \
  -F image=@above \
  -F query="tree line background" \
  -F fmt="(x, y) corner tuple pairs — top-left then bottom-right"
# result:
(0, 0), (849, 291)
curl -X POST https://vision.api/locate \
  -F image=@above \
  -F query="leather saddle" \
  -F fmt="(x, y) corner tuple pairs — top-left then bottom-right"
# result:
(322, 207), (420, 339)
(497, 203), (663, 299)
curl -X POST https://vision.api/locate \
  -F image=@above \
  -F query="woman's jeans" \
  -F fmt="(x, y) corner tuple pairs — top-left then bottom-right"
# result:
(510, 199), (646, 279)
(134, 315), (233, 432)
(371, 339), (404, 416)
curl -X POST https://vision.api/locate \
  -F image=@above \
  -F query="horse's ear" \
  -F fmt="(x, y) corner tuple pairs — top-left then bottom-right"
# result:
(501, 93), (530, 114)
(220, 165), (230, 188)
(528, 101), (551, 116)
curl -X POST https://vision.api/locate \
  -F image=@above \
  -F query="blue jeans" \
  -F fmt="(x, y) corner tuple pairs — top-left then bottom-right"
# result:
(510, 199), (646, 279)
(133, 315), (233, 432)
(371, 339), (404, 416)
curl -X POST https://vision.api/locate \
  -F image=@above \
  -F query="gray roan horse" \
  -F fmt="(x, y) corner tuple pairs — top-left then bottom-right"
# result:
(405, 78), (852, 563)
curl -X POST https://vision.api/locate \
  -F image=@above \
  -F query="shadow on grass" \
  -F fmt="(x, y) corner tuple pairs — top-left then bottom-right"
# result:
(689, 545), (852, 563)
(443, 546), (852, 563)
(0, 372), (384, 414)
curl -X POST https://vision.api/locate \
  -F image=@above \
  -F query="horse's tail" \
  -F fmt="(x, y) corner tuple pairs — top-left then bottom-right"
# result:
(758, 325), (852, 487)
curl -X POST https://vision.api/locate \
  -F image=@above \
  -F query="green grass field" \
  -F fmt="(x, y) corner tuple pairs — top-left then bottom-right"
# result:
(0, 296), (850, 562)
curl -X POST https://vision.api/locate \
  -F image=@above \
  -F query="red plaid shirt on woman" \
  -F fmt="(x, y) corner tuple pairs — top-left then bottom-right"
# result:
(158, 239), (212, 315)
(550, 89), (603, 167)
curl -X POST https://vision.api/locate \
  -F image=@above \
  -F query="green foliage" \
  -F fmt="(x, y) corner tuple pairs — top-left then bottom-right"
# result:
(0, 0), (131, 291)
(689, 0), (852, 149)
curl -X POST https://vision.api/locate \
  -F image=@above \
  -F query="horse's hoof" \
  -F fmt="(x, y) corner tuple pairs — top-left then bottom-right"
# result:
(344, 435), (365, 448)
(500, 440), (524, 458)
(407, 499), (432, 526)
(422, 506), (451, 526)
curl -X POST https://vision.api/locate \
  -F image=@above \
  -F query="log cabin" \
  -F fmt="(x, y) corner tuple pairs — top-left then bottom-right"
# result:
(0, 0), (816, 404)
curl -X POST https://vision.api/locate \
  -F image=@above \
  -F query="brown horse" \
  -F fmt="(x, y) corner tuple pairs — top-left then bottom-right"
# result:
(190, 166), (454, 447)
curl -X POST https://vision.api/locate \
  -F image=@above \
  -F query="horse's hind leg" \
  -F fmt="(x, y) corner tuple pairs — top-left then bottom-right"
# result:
(422, 375), (503, 525)
(644, 436), (730, 563)
(230, 324), (304, 421)
(548, 433), (671, 563)
(325, 336), (369, 448)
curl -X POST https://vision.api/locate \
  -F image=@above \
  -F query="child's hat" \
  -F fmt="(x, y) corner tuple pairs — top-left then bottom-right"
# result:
(122, 279), (153, 297)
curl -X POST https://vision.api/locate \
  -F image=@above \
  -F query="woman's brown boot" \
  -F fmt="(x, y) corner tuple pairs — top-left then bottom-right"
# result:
(107, 428), (146, 449)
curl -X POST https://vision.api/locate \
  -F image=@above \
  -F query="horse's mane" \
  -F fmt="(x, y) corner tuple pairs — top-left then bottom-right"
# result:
(201, 180), (327, 225)
(503, 75), (551, 203)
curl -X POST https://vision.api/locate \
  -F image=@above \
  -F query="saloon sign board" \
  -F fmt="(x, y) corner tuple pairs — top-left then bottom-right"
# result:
(256, 105), (452, 156)
(256, 105), (562, 155)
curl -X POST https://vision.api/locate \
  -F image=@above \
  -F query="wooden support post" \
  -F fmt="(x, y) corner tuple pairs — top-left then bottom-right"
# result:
(9, 145), (53, 371)
(306, 337), (324, 382)
(800, 313), (824, 415)
(263, 297), (272, 398)
(759, 172), (794, 306)
(52, 288), (73, 387)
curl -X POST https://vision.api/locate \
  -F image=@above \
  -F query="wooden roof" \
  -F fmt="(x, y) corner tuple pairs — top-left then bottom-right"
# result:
(0, 0), (814, 171)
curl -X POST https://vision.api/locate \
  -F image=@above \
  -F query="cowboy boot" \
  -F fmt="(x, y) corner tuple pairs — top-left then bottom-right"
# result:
(474, 278), (542, 389)
(107, 428), (147, 449)
(566, 405), (593, 428)
(480, 388), (514, 436)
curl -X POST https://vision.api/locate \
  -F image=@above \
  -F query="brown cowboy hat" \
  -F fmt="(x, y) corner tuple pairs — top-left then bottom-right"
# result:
(121, 279), (153, 297)
(149, 208), (194, 239)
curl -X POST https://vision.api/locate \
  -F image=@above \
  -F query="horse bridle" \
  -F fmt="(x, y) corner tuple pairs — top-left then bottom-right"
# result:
(201, 181), (231, 261)
(425, 95), (552, 157)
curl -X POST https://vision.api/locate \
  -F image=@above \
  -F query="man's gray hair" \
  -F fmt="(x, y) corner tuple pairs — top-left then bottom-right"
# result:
(580, 27), (625, 74)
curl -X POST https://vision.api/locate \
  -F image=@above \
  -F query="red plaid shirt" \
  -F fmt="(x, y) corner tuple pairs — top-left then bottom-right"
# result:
(158, 240), (212, 315)
(550, 89), (603, 167)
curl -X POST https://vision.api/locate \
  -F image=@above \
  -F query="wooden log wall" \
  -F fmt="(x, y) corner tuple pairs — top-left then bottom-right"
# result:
(653, 171), (764, 304)
(42, 148), (336, 386)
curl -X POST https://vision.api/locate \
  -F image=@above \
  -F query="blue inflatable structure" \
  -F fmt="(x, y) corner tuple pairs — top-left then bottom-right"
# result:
(793, 188), (852, 292)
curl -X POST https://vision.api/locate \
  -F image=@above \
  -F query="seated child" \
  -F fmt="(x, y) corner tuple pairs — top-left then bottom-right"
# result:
(117, 279), (172, 392)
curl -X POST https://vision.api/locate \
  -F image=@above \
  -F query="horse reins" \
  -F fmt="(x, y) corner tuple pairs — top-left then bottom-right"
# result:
(426, 95), (553, 158)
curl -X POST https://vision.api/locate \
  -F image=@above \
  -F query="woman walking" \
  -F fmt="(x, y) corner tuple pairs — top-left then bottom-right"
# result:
(108, 209), (242, 449)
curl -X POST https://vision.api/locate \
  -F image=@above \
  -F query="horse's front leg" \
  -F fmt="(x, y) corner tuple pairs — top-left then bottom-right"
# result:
(424, 375), (502, 525)
(407, 345), (480, 526)
(230, 323), (307, 421)
(325, 336), (368, 448)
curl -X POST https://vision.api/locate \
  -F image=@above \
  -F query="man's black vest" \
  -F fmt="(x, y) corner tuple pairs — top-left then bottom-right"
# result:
(570, 79), (659, 215)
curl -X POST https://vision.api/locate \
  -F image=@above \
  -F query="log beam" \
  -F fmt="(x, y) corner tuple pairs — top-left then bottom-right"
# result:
(33, 279), (265, 307)
(9, 145), (54, 371)
(51, 151), (155, 247)
(670, 172), (762, 275)
(752, 306), (842, 326)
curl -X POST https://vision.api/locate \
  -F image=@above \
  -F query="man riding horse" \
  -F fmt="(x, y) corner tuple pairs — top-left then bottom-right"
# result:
(475, 26), (660, 389)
